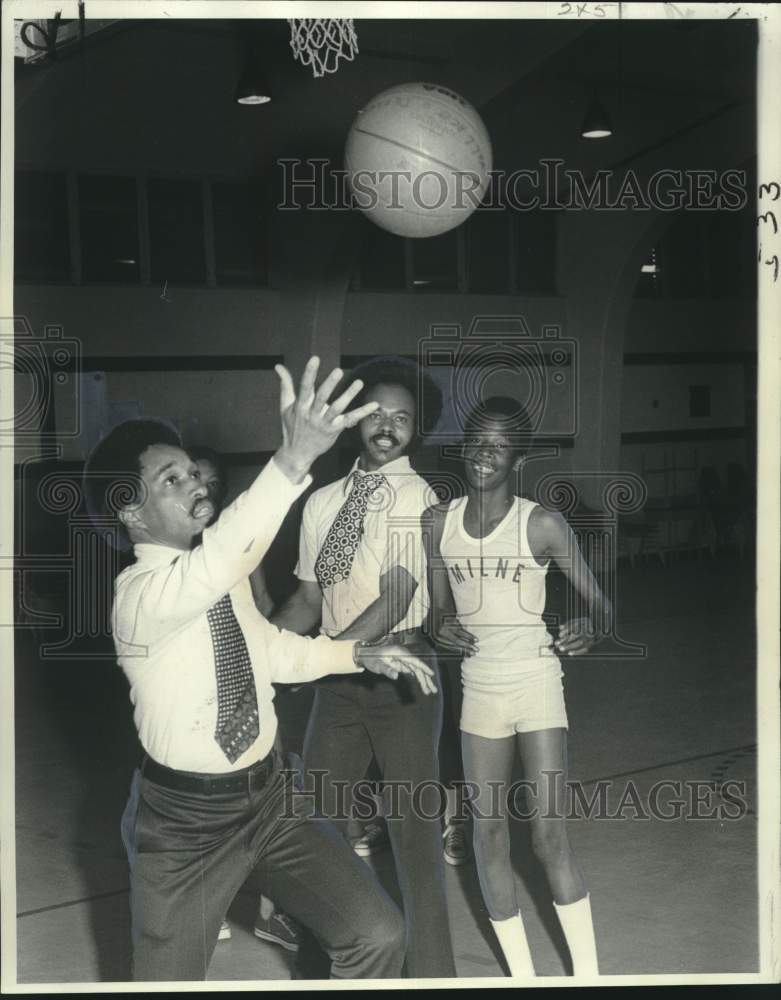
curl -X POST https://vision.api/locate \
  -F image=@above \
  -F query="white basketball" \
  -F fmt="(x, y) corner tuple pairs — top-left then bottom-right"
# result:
(344, 82), (493, 239)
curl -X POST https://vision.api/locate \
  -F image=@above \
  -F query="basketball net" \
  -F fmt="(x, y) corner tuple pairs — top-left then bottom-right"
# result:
(288, 19), (358, 78)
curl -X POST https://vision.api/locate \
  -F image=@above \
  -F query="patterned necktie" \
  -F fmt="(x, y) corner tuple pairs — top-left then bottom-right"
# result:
(207, 593), (259, 764)
(314, 472), (387, 590)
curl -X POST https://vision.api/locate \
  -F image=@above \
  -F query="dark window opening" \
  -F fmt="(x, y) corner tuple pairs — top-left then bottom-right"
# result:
(351, 216), (405, 291)
(466, 209), (510, 293)
(689, 385), (711, 418)
(14, 171), (70, 282)
(148, 177), (205, 284)
(79, 174), (139, 284)
(514, 209), (558, 295)
(212, 180), (269, 287)
(411, 229), (458, 292)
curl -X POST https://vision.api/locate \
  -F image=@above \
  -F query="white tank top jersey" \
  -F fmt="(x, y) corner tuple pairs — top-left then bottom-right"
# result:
(439, 495), (555, 670)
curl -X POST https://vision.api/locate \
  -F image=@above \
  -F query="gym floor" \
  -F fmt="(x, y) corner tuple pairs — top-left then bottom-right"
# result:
(13, 552), (757, 984)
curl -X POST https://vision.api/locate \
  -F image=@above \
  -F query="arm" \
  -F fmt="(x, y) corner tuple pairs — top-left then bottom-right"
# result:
(249, 562), (273, 618)
(267, 491), (324, 634)
(264, 617), (437, 695)
(273, 482), (419, 642)
(270, 579), (323, 635)
(337, 479), (440, 642)
(336, 565), (418, 642)
(528, 506), (613, 656)
(421, 505), (478, 658)
(118, 458), (312, 644)
(118, 358), (379, 645)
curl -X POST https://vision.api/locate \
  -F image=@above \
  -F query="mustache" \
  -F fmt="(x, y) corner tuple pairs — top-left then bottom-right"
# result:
(371, 431), (399, 446)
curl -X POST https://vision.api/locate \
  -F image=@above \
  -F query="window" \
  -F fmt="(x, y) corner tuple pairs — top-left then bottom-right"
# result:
(148, 177), (205, 283)
(410, 229), (459, 291)
(643, 205), (757, 301)
(466, 209), (510, 293)
(14, 171), (69, 282)
(514, 209), (557, 294)
(352, 216), (406, 290)
(212, 180), (268, 287)
(689, 385), (711, 418)
(79, 175), (139, 283)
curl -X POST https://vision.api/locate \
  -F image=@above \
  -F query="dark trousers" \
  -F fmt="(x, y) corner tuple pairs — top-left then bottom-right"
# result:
(302, 653), (456, 979)
(120, 754), (405, 981)
(438, 656), (465, 790)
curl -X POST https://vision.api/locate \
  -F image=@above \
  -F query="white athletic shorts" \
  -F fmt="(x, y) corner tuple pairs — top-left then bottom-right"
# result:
(460, 659), (568, 738)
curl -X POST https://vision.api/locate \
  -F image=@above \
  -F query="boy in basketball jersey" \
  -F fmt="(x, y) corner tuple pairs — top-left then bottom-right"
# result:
(422, 396), (612, 979)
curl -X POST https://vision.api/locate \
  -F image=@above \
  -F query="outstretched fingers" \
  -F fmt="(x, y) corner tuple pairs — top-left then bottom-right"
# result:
(335, 400), (380, 429)
(274, 364), (296, 414)
(328, 377), (364, 416)
(297, 356), (320, 409)
(313, 366), (344, 411)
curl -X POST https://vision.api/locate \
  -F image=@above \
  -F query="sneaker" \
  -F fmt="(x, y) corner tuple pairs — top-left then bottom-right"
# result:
(218, 919), (232, 941)
(254, 911), (301, 952)
(443, 821), (471, 866)
(350, 821), (390, 858)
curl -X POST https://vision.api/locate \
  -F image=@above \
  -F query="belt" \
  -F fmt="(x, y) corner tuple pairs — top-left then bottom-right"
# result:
(141, 752), (276, 796)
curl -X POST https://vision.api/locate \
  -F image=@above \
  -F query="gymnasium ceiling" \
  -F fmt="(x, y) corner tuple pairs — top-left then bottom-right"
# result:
(14, 15), (756, 180)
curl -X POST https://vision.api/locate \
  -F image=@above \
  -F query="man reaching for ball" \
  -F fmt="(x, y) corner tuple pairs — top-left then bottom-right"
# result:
(85, 358), (436, 982)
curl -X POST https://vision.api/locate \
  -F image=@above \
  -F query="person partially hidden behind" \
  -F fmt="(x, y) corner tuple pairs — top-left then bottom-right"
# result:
(84, 358), (438, 982)
(189, 444), (301, 954)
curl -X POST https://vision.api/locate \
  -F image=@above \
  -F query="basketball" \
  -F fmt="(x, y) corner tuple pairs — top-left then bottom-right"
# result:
(344, 82), (493, 239)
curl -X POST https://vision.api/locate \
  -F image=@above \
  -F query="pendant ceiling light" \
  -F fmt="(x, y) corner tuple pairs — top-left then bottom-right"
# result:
(581, 97), (613, 139)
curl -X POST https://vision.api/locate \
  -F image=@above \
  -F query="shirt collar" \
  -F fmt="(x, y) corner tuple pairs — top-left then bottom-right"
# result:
(344, 454), (413, 493)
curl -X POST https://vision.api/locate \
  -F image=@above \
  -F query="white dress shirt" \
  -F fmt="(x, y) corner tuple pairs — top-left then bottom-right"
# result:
(296, 455), (436, 637)
(113, 457), (361, 773)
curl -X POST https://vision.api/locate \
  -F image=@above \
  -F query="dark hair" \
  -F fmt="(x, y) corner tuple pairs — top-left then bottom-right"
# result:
(83, 419), (181, 540)
(346, 356), (443, 451)
(188, 445), (228, 490)
(463, 395), (533, 455)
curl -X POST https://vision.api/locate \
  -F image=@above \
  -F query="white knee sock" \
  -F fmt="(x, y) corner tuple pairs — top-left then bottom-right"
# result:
(553, 893), (599, 976)
(489, 912), (536, 977)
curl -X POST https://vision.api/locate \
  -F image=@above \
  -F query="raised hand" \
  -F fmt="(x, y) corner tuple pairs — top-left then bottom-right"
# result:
(554, 617), (598, 656)
(355, 642), (438, 696)
(273, 357), (378, 482)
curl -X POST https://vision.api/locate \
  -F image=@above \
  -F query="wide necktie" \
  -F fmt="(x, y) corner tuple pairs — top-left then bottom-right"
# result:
(314, 472), (387, 590)
(207, 593), (259, 764)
